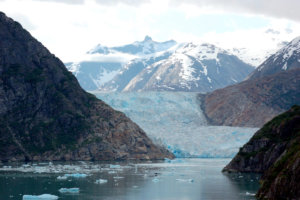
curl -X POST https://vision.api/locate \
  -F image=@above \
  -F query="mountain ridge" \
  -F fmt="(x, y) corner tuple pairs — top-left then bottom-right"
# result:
(0, 11), (173, 162)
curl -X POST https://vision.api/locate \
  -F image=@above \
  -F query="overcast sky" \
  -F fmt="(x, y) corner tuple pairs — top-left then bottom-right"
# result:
(1, 0), (300, 62)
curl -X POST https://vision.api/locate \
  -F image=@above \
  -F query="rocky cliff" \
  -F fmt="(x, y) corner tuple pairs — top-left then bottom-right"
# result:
(199, 68), (300, 127)
(0, 12), (173, 162)
(223, 105), (300, 199)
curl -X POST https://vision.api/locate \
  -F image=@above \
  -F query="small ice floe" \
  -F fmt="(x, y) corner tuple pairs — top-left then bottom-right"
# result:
(245, 192), (256, 196)
(152, 178), (160, 183)
(56, 176), (67, 180)
(110, 164), (121, 169)
(108, 171), (117, 174)
(22, 194), (58, 200)
(95, 179), (108, 184)
(164, 158), (183, 164)
(113, 176), (124, 179)
(59, 188), (80, 193)
(64, 173), (87, 178)
(176, 178), (194, 183)
(132, 185), (138, 188)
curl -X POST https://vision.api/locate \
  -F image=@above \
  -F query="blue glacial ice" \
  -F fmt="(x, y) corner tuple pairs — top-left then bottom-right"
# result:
(94, 91), (258, 158)
(22, 194), (58, 200)
(64, 173), (88, 178)
(59, 188), (80, 193)
(95, 179), (108, 184)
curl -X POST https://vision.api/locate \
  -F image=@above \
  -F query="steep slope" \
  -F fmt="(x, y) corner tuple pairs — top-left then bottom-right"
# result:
(65, 36), (177, 91)
(0, 12), (173, 162)
(200, 38), (300, 127)
(99, 51), (172, 92)
(101, 43), (254, 92)
(247, 36), (300, 80)
(222, 105), (300, 200)
(200, 68), (300, 127)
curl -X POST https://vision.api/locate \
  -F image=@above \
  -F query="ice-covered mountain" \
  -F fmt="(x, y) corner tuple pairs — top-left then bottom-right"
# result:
(101, 43), (254, 92)
(247, 36), (300, 80)
(94, 91), (258, 158)
(65, 36), (177, 91)
(89, 35), (177, 55)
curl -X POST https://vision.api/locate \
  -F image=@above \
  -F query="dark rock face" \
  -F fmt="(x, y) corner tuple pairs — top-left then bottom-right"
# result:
(0, 12), (174, 162)
(223, 106), (300, 200)
(200, 68), (300, 127)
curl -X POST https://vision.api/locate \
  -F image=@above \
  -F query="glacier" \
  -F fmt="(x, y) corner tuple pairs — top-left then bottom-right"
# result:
(94, 91), (258, 158)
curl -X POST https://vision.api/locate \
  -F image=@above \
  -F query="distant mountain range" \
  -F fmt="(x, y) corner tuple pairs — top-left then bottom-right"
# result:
(66, 36), (254, 92)
(200, 36), (300, 127)
(102, 43), (254, 92)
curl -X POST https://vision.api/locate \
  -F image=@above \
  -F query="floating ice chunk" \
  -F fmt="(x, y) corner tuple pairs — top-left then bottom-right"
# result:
(64, 173), (87, 178)
(152, 178), (160, 183)
(110, 164), (121, 169)
(57, 176), (67, 180)
(132, 185), (138, 188)
(22, 194), (58, 200)
(113, 176), (124, 179)
(108, 171), (117, 174)
(176, 178), (194, 183)
(59, 188), (80, 193)
(95, 179), (108, 184)
(246, 192), (255, 196)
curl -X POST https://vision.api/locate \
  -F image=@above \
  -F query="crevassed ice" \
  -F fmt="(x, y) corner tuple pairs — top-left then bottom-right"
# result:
(94, 91), (258, 158)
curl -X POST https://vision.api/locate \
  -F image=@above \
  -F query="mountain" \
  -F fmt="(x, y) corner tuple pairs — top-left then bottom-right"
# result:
(88, 35), (177, 55)
(200, 37), (300, 128)
(222, 105), (300, 200)
(65, 36), (177, 91)
(100, 43), (254, 92)
(247, 36), (300, 80)
(0, 12), (173, 162)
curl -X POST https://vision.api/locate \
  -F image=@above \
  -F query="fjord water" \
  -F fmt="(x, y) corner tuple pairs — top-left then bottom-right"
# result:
(0, 159), (259, 200)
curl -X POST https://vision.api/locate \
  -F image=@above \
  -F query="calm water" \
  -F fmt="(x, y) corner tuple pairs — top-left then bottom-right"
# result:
(0, 159), (260, 200)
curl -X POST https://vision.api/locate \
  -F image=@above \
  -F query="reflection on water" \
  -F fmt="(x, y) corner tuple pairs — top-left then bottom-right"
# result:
(0, 159), (260, 200)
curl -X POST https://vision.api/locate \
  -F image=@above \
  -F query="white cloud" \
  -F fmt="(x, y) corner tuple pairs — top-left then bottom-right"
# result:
(1, 0), (300, 64)
(172, 0), (300, 22)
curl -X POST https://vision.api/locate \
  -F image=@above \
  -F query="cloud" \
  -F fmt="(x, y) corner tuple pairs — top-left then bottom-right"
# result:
(171, 0), (300, 22)
(94, 0), (150, 6)
(33, 0), (84, 4)
(10, 13), (37, 30)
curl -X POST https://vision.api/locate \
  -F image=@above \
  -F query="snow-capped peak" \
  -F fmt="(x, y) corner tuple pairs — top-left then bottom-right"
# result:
(88, 36), (177, 56)
(273, 36), (300, 62)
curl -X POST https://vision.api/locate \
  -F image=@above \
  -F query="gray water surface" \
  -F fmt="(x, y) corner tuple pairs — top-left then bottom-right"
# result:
(0, 159), (260, 200)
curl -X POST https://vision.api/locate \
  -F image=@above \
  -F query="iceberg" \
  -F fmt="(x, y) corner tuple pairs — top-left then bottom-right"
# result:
(57, 176), (67, 180)
(22, 194), (58, 200)
(64, 173), (87, 178)
(152, 178), (160, 183)
(176, 178), (194, 183)
(95, 179), (108, 184)
(59, 188), (80, 193)
(109, 164), (121, 169)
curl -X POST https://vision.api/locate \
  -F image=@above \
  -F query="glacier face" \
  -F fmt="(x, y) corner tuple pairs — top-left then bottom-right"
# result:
(94, 92), (258, 158)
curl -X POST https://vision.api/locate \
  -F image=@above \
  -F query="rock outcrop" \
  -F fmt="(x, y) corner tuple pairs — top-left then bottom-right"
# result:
(223, 105), (300, 199)
(0, 12), (173, 162)
(200, 68), (300, 127)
